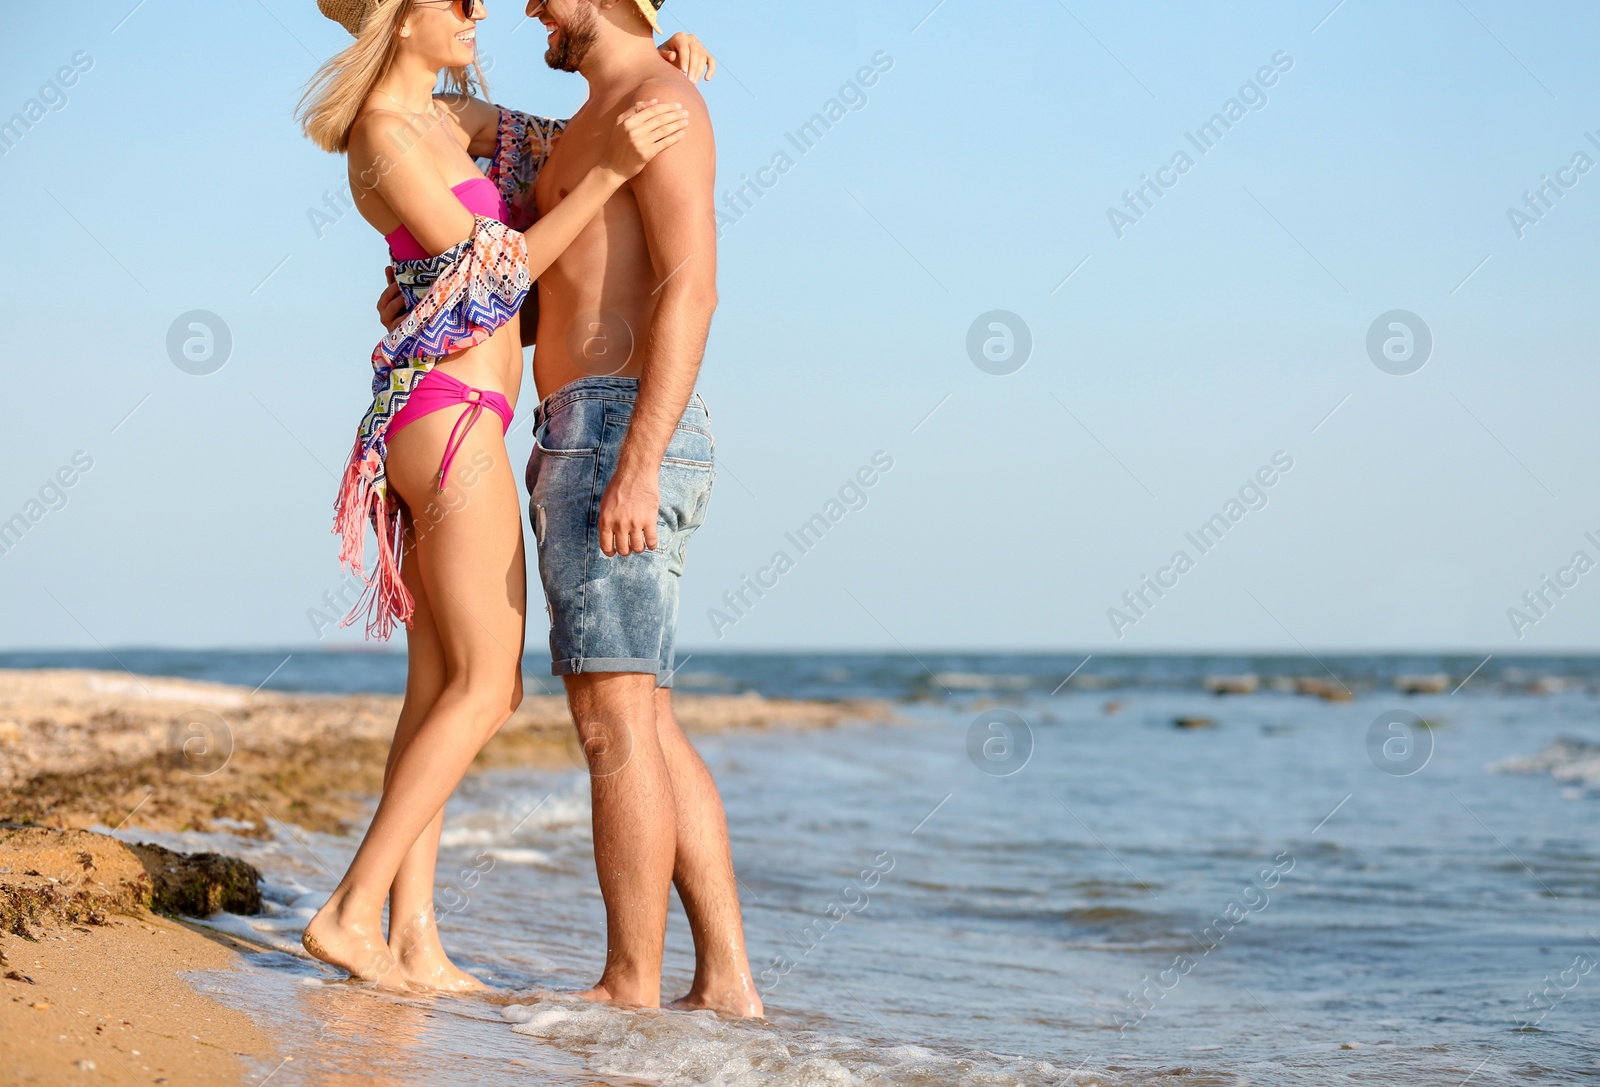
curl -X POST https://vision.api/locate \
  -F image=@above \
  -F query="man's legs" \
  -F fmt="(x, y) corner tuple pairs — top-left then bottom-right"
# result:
(533, 385), (758, 1012)
(564, 671), (677, 1007)
(655, 687), (764, 1017)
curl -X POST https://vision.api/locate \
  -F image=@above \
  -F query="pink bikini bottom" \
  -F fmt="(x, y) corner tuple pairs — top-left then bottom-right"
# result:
(387, 369), (514, 491)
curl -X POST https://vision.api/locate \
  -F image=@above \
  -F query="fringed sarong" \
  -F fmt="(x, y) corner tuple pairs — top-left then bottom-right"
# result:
(334, 217), (530, 638)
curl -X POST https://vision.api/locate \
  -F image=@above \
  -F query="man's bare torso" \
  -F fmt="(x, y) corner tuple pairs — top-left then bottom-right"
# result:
(533, 65), (696, 399)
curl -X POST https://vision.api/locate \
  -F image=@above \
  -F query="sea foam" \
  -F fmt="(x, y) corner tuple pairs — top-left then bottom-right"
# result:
(1489, 737), (1600, 793)
(500, 999), (1084, 1086)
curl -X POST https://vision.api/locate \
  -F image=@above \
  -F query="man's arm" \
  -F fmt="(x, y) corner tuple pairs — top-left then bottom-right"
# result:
(598, 76), (717, 558)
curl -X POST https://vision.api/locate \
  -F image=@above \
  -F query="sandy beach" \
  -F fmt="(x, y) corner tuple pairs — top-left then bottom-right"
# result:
(0, 667), (892, 1086)
(2, 825), (275, 1086)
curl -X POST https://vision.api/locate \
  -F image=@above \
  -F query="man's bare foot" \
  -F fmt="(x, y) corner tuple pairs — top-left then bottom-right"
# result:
(388, 914), (487, 993)
(572, 982), (619, 1004)
(572, 980), (665, 1008)
(669, 983), (764, 1019)
(302, 894), (407, 989)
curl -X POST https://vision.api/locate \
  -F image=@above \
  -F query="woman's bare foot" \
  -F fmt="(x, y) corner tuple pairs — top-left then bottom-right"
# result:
(393, 948), (487, 993)
(303, 892), (407, 989)
(388, 913), (487, 993)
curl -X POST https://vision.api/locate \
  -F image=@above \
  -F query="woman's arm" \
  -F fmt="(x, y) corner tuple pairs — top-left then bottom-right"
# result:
(433, 93), (501, 158)
(513, 101), (690, 347)
(371, 101), (687, 332)
(516, 100), (688, 282)
(658, 33), (716, 83)
(349, 111), (477, 257)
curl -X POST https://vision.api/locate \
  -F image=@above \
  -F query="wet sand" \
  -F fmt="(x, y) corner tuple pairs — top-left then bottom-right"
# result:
(0, 667), (893, 1085)
(1, 824), (275, 1086)
(4, 906), (277, 1087)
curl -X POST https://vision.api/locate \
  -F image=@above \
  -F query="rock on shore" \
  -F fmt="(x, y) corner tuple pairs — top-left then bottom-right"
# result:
(1, 825), (261, 938)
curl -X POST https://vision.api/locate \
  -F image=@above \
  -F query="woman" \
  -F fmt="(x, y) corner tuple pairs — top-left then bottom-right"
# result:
(296, 0), (708, 991)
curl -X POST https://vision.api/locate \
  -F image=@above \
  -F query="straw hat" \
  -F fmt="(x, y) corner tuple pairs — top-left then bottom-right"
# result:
(316, 0), (661, 38)
(318, 0), (378, 37)
(633, 0), (664, 34)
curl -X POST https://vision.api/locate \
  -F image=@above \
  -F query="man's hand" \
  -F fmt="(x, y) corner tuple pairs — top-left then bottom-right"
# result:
(377, 266), (407, 332)
(598, 467), (659, 556)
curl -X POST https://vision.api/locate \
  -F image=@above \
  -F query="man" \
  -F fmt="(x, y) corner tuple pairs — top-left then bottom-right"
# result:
(523, 0), (761, 1017)
(387, 0), (759, 1015)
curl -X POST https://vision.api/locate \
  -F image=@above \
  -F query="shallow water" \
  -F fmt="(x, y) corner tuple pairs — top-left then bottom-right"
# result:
(101, 660), (1600, 1085)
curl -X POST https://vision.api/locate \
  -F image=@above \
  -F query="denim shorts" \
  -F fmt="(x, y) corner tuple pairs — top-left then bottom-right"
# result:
(526, 377), (714, 688)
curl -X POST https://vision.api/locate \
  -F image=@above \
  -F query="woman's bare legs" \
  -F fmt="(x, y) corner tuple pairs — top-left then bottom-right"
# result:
(304, 404), (526, 986)
(381, 558), (496, 991)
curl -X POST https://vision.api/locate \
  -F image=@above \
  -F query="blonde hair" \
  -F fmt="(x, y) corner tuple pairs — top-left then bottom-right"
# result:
(298, 0), (488, 154)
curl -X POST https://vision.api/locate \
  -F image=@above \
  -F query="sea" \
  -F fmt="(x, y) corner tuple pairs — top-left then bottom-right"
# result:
(7, 650), (1599, 1086)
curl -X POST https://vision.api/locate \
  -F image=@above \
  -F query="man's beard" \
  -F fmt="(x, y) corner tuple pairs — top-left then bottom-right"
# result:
(544, 4), (600, 72)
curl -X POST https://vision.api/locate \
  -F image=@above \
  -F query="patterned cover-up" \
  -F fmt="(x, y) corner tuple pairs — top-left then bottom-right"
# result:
(334, 106), (566, 640)
(485, 106), (568, 232)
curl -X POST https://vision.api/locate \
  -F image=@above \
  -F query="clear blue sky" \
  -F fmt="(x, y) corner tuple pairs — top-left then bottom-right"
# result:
(2, 0), (1597, 652)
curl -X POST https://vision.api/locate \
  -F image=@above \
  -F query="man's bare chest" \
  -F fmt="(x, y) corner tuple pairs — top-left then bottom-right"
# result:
(535, 111), (615, 218)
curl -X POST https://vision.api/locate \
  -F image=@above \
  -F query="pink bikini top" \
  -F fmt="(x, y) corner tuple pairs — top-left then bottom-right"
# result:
(385, 177), (511, 261)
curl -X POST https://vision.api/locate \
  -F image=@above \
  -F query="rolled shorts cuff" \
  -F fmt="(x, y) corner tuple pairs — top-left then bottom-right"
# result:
(552, 656), (671, 687)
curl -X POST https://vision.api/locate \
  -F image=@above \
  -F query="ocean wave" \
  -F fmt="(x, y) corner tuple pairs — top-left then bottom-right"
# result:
(501, 999), (1101, 1086)
(193, 907), (316, 957)
(930, 672), (1037, 691)
(1489, 737), (1600, 794)
(438, 786), (593, 851)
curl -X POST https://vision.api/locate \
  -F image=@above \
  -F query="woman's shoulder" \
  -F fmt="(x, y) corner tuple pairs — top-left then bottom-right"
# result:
(348, 107), (446, 179)
(348, 107), (419, 153)
(434, 93), (497, 128)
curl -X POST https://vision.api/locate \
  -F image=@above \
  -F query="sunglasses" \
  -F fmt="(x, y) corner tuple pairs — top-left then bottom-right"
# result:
(414, 0), (481, 17)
